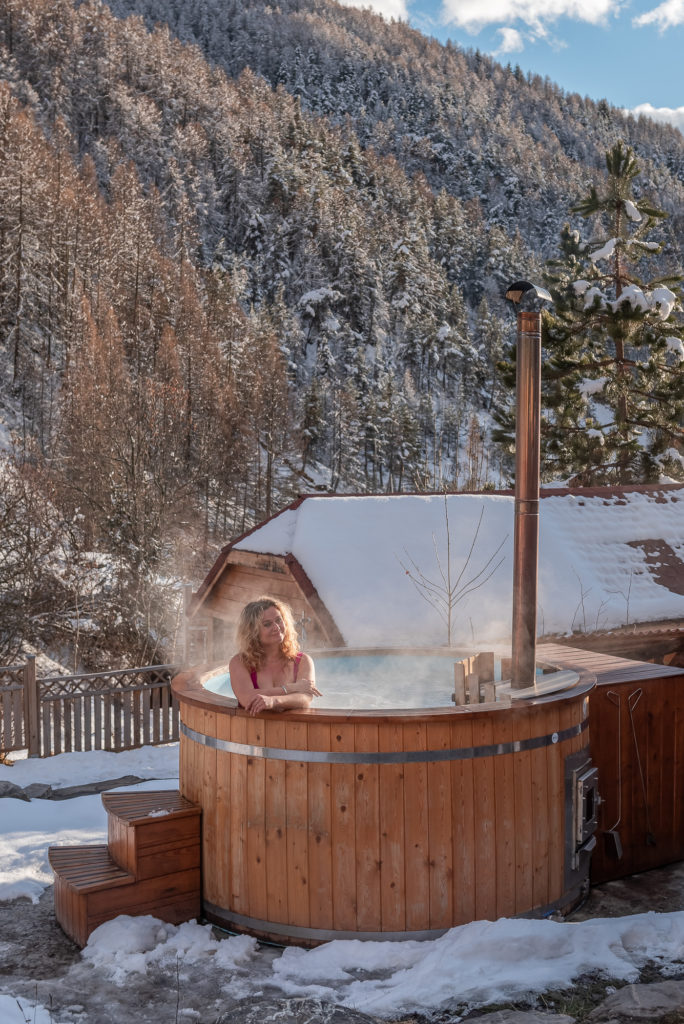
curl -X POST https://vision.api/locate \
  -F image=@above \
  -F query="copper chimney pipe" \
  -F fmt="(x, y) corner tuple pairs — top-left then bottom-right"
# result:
(505, 282), (551, 690)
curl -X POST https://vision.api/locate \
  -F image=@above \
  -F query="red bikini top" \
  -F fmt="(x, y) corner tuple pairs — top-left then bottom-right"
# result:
(250, 652), (303, 689)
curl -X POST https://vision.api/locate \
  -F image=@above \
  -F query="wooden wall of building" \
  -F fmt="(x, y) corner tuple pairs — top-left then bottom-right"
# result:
(198, 553), (334, 659)
(540, 643), (684, 884)
(589, 672), (684, 883)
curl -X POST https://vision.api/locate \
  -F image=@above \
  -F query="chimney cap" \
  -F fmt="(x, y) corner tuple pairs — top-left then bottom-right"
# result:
(505, 280), (552, 306)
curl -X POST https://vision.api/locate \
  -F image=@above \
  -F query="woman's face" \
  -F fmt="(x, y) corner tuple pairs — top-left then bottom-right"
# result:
(259, 606), (285, 647)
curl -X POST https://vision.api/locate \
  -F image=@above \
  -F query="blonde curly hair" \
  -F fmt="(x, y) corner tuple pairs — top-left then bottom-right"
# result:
(236, 596), (299, 672)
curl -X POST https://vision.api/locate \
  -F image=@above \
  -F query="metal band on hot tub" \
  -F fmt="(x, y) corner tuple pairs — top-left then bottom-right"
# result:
(181, 715), (588, 764)
(204, 886), (586, 943)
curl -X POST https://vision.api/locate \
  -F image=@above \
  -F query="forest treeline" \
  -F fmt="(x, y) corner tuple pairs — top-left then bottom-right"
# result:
(0, 0), (682, 666)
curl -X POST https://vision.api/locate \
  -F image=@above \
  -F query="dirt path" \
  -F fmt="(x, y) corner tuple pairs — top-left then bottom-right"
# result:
(2, 862), (684, 1024)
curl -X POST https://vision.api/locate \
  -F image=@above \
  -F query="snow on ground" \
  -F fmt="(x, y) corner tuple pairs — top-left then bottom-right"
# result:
(1, 743), (179, 790)
(0, 994), (61, 1024)
(3, 745), (684, 1023)
(0, 746), (180, 902)
(41, 907), (684, 1019)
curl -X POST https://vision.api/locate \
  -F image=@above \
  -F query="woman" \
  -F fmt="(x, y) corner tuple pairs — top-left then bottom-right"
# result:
(229, 596), (320, 715)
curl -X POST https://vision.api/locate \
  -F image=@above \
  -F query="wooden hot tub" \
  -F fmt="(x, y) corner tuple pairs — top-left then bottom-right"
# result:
(171, 664), (595, 946)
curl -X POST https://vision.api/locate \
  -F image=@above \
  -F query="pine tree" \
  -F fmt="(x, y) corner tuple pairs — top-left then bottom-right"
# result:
(495, 142), (684, 485)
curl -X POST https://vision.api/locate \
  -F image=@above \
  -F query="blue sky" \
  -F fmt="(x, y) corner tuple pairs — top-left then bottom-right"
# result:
(342, 0), (684, 131)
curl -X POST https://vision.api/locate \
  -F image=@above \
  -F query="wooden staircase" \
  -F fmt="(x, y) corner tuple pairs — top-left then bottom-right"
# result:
(49, 790), (201, 947)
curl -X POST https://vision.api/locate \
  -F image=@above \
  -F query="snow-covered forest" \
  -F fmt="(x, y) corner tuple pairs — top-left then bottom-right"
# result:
(0, 0), (682, 668)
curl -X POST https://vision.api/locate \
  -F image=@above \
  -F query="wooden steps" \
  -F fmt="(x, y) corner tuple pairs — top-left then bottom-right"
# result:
(49, 790), (201, 947)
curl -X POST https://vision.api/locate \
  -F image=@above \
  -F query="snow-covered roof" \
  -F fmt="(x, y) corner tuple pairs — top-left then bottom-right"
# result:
(197, 486), (684, 647)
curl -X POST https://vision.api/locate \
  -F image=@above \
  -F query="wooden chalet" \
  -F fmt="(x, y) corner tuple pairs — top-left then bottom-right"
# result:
(187, 484), (684, 664)
(188, 498), (344, 658)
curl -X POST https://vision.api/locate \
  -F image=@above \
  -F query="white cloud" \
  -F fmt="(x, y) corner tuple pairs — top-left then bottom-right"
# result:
(627, 102), (684, 132)
(494, 26), (525, 52)
(633, 0), (684, 29)
(439, 0), (621, 35)
(338, 0), (410, 21)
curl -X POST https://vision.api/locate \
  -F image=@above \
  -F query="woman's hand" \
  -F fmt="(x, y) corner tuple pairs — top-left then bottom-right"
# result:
(288, 678), (321, 697)
(245, 692), (275, 716)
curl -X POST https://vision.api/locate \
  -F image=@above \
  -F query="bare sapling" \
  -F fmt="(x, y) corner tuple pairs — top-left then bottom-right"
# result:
(398, 497), (507, 645)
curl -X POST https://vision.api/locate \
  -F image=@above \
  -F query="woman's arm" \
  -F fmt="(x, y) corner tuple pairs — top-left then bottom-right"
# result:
(256, 654), (320, 699)
(229, 653), (319, 716)
(244, 690), (312, 715)
(284, 653), (320, 697)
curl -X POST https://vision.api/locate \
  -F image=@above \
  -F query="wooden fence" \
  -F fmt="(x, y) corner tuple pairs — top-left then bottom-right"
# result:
(0, 659), (179, 758)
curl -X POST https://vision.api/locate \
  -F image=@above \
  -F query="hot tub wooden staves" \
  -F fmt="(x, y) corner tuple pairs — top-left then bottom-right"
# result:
(172, 666), (595, 947)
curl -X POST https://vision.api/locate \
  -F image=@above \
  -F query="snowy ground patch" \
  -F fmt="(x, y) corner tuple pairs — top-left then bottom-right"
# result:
(82, 916), (257, 987)
(0, 746), (179, 901)
(3, 744), (684, 1022)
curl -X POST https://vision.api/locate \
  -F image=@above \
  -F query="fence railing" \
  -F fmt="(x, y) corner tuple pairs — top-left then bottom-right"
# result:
(0, 658), (179, 758)
(0, 663), (26, 753)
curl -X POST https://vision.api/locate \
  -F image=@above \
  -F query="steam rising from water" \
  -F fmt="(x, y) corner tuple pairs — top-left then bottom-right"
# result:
(206, 651), (500, 710)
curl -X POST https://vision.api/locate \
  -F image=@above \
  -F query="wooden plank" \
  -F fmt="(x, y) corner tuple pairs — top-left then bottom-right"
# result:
(654, 681), (675, 861)
(467, 673), (480, 705)
(107, 813), (128, 872)
(201, 710), (219, 906)
(245, 716), (267, 922)
(472, 714), (496, 921)
(229, 714), (248, 916)
(378, 721), (405, 933)
(589, 687), (621, 882)
(73, 695), (82, 752)
(212, 571), (299, 603)
(403, 721), (428, 931)
(492, 711), (516, 919)
(120, 692), (130, 750)
(626, 685), (655, 871)
(135, 839), (201, 881)
(22, 659), (38, 754)
(453, 663), (466, 705)
(82, 694), (92, 752)
(152, 688), (161, 745)
(113, 693), (122, 751)
(93, 694), (102, 751)
(212, 567), (299, 605)
(54, 699), (63, 756)
(142, 689), (152, 747)
(264, 719), (288, 926)
(285, 720), (309, 929)
(354, 723), (381, 932)
(178, 708), (202, 858)
(451, 716), (475, 925)
(14, 686), (25, 749)
(640, 684), (659, 863)
(161, 686), (171, 743)
(306, 721), (333, 931)
(104, 694), (113, 751)
(426, 721), (452, 930)
(86, 867), (200, 918)
(530, 708), (552, 911)
(223, 550), (291, 572)
(42, 700), (51, 757)
(1, 691), (11, 749)
(131, 691), (141, 748)
(476, 652), (495, 683)
(512, 710), (533, 915)
(215, 710), (233, 921)
(676, 696), (684, 864)
(331, 724), (357, 931)
(545, 706), (565, 906)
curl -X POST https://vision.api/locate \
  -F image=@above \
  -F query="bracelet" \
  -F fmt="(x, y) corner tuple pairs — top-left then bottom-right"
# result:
(282, 685), (287, 694)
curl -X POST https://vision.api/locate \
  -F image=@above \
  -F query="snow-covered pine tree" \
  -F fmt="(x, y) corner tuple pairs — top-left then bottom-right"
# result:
(495, 141), (684, 485)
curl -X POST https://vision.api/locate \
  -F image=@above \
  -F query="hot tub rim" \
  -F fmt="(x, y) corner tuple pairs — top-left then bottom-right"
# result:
(171, 662), (596, 721)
